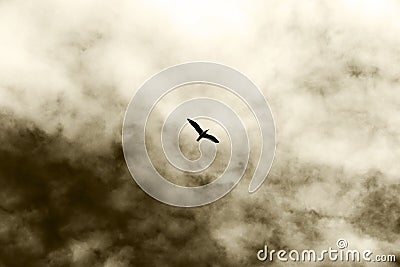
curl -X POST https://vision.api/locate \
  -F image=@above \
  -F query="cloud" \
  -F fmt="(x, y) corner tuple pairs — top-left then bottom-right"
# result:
(0, 0), (399, 266)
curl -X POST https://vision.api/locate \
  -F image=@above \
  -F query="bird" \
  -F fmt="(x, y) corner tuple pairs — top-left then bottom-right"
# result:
(187, 118), (219, 143)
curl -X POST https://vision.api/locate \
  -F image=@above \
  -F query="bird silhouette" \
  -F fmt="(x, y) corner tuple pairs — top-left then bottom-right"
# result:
(187, 118), (219, 143)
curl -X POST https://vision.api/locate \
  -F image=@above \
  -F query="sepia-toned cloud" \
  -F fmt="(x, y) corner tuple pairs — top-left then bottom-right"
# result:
(0, 0), (399, 266)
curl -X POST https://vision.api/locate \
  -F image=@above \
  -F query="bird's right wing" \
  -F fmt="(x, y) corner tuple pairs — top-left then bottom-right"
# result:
(204, 134), (219, 143)
(187, 118), (203, 134)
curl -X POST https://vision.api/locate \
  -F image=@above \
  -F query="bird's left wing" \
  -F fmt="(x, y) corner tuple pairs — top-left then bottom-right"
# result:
(187, 118), (203, 134)
(204, 134), (219, 143)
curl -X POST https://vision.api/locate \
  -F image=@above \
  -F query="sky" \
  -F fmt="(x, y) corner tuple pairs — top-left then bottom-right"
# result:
(0, 0), (399, 266)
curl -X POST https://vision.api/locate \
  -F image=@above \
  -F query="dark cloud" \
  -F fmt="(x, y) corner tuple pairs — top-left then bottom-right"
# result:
(1, 110), (399, 266)
(0, 113), (235, 266)
(352, 180), (400, 242)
